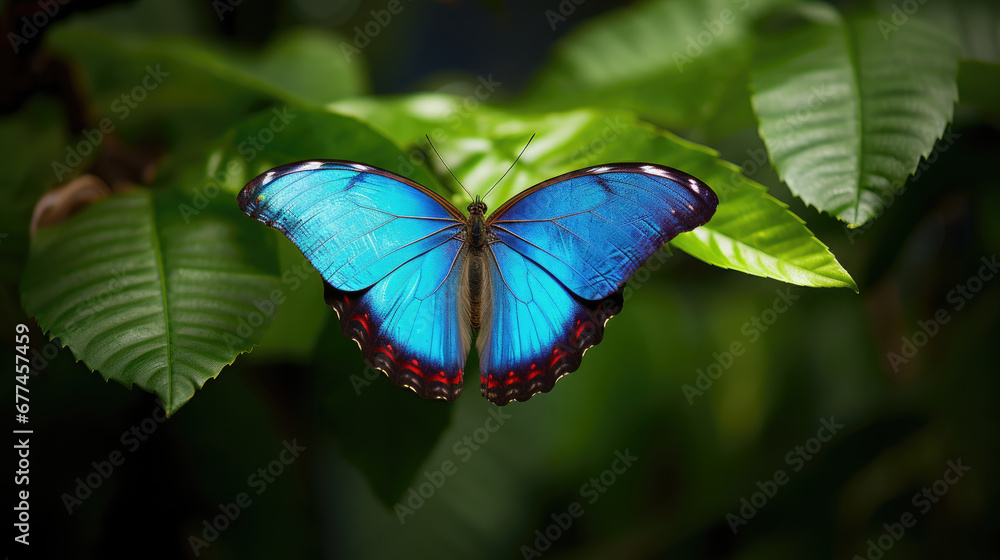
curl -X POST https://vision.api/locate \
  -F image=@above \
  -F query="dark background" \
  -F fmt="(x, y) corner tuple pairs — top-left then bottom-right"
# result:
(2, 0), (998, 558)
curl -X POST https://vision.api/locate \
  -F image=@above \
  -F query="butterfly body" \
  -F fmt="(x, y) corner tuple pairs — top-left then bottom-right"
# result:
(463, 197), (491, 328)
(239, 159), (718, 405)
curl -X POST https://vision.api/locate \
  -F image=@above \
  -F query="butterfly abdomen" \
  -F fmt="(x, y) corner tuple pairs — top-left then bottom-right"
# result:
(468, 251), (485, 329)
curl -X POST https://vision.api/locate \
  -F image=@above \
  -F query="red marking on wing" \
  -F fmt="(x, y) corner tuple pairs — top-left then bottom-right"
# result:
(375, 345), (395, 361)
(426, 371), (450, 385)
(401, 361), (422, 375)
(352, 312), (371, 337)
(548, 347), (571, 370)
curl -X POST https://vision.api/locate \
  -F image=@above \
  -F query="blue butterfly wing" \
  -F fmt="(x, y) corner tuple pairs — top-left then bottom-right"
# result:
(239, 161), (465, 291)
(480, 243), (622, 405)
(481, 164), (718, 404)
(240, 161), (469, 400)
(488, 164), (719, 301)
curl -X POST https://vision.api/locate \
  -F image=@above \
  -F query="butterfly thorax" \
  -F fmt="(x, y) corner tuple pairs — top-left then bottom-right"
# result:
(466, 199), (489, 249)
(465, 198), (490, 329)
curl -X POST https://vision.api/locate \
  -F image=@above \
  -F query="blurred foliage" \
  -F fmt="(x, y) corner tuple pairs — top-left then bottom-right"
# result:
(1, 0), (998, 559)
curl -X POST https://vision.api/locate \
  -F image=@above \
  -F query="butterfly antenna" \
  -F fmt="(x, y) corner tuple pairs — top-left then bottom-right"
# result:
(426, 135), (473, 200)
(484, 134), (535, 201)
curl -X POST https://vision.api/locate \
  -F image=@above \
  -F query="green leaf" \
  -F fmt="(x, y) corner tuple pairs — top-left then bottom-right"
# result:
(520, 0), (794, 139)
(206, 106), (441, 195)
(670, 172), (857, 290)
(20, 190), (282, 415)
(750, 6), (960, 226)
(331, 95), (855, 289)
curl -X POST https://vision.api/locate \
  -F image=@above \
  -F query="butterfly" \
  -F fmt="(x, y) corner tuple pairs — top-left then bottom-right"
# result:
(238, 150), (718, 405)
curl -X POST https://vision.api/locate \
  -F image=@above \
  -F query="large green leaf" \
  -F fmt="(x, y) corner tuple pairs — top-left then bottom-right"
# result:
(750, 5), (960, 226)
(520, 0), (794, 139)
(20, 190), (281, 414)
(331, 94), (856, 290)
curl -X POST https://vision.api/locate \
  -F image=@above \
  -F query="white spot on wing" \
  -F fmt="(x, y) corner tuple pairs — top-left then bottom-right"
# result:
(640, 165), (671, 179)
(301, 161), (325, 170)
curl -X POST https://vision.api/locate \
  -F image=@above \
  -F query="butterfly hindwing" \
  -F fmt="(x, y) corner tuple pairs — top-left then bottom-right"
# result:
(479, 242), (623, 405)
(480, 164), (718, 404)
(325, 241), (469, 400)
(240, 161), (469, 400)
